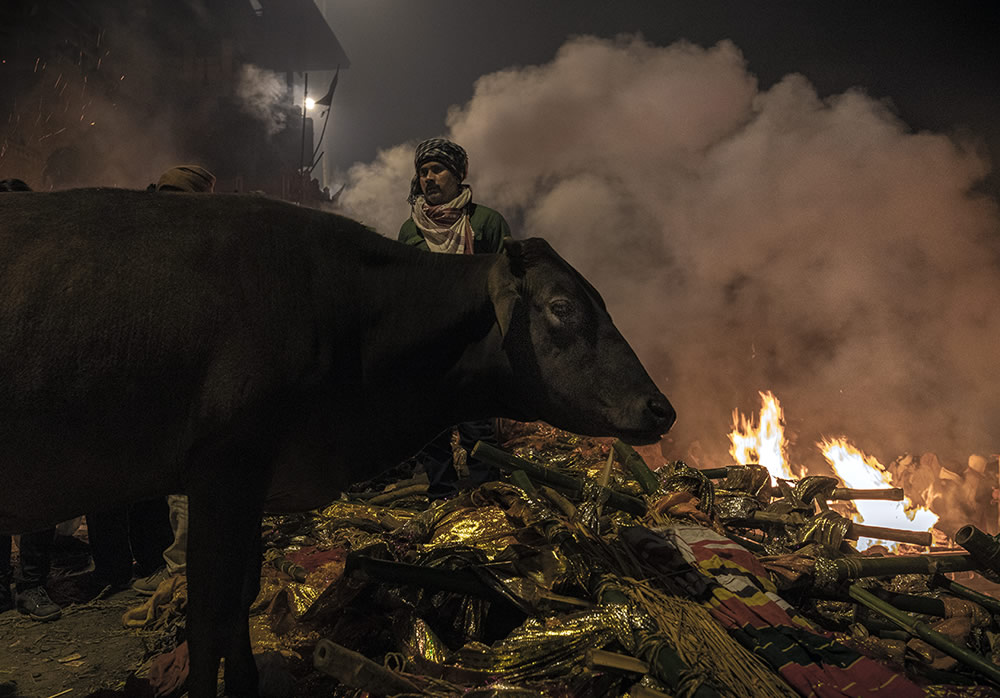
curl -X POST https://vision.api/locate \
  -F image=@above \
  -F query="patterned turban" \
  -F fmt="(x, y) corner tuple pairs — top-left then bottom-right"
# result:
(414, 138), (468, 181)
(409, 138), (468, 202)
(156, 165), (216, 193)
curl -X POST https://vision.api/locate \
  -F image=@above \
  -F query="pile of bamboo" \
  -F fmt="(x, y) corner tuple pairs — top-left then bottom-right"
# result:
(251, 424), (1000, 696)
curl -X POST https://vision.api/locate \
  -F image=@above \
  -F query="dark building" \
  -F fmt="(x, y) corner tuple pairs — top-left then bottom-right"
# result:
(0, 0), (348, 201)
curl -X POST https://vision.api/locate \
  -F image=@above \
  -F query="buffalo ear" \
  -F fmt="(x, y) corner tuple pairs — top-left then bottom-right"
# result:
(488, 249), (522, 337)
(501, 237), (528, 278)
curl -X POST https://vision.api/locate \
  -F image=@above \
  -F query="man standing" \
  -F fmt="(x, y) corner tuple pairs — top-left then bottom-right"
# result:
(398, 138), (511, 498)
(399, 138), (510, 254)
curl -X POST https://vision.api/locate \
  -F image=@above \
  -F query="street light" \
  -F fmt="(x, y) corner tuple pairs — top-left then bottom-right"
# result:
(298, 68), (339, 204)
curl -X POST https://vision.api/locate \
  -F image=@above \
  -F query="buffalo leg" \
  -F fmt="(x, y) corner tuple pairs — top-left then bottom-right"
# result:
(185, 467), (266, 698)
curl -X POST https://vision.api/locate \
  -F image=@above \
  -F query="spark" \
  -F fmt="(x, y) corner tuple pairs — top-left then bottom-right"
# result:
(39, 128), (66, 141)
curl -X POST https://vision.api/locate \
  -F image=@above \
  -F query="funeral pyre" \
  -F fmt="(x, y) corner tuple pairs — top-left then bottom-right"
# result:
(128, 405), (1000, 697)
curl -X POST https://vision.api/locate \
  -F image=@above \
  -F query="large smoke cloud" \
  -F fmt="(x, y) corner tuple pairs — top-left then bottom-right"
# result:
(338, 35), (1000, 469)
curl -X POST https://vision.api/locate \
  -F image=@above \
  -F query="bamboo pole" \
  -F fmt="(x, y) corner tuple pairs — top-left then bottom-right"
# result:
(367, 483), (427, 505)
(849, 584), (1000, 685)
(932, 574), (1000, 615)
(313, 639), (419, 694)
(270, 556), (307, 583)
(471, 441), (647, 516)
(698, 467), (903, 500)
(955, 525), (1000, 577)
(612, 439), (660, 495)
(830, 554), (978, 581)
(509, 468), (537, 493)
(748, 511), (932, 546)
(345, 554), (493, 598)
(585, 648), (649, 674)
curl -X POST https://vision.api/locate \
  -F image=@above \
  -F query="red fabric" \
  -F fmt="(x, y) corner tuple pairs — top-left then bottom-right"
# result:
(148, 640), (189, 697)
(624, 525), (926, 698)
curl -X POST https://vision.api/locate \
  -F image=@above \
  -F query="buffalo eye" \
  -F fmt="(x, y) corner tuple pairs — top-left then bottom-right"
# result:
(548, 298), (575, 321)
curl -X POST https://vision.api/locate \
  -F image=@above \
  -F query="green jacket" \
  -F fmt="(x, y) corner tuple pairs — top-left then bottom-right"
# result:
(398, 202), (511, 254)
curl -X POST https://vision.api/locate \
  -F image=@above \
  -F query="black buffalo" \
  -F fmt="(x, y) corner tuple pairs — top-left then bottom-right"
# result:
(0, 189), (674, 696)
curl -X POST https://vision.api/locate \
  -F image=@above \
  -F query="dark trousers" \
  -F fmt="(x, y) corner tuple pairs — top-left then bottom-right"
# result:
(421, 419), (501, 499)
(88, 498), (172, 586)
(0, 528), (56, 591)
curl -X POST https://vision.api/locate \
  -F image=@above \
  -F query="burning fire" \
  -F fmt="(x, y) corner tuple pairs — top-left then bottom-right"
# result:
(820, 437), (939, 550)
(729, 391), (802, 484)
(730, 392), (939, 551)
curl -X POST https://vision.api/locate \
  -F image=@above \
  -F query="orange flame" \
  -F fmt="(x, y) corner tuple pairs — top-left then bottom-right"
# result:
(729, 391), (799, 484)
(820, 437), (939, 551)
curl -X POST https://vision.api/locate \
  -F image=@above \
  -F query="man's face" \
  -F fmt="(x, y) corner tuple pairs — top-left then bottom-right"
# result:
(419, 161), (461, 205)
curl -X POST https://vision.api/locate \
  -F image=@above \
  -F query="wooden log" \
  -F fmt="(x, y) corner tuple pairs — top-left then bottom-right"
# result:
(848, 522), (931, 547)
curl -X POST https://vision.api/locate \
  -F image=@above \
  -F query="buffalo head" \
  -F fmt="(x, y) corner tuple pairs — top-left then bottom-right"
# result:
(489, 238), (675, 445)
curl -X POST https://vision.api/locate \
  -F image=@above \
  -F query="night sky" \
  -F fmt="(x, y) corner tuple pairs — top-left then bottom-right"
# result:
(318, 1), (999, 190)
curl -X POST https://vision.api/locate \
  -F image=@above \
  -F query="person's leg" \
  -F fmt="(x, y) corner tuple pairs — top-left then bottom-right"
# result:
(456, 419), (501, 488)
(14, 528), (60, 621)
(127, 498), (173, 578)
(15, 528), (55, 591)
(87, 508), (134, 588)
(163, 494), (188, 575)
(0, 536), (12, 611)
(134, 493), (189, 594)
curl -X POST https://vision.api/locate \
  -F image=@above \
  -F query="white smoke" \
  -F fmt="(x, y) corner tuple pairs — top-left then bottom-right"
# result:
(235, 64), (289, 136)
(338, 35), (1000, 467)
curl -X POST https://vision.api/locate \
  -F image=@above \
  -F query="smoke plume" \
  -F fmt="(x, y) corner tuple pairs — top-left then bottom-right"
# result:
(338, 35), (1000, 469)
(236, 64), (289, 137)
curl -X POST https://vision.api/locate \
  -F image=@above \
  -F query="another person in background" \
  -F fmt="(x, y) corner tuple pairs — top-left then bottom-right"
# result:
(152, 164), (216, 193)
(131, 165), (216, 594)
(0, 178), (61, 621)
(397, 138), (512, 499)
